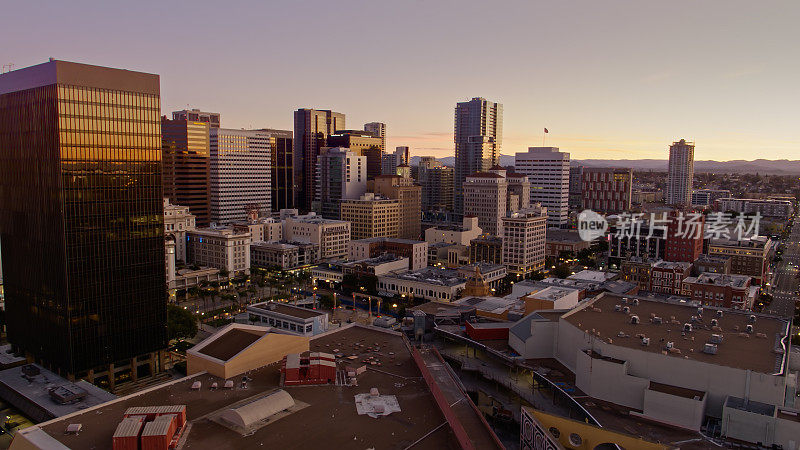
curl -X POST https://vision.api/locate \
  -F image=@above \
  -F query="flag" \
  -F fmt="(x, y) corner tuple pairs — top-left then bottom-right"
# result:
(544, 128), (549, 133)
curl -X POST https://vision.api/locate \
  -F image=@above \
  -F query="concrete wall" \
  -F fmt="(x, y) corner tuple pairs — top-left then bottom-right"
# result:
(188, 332), (309, 379)
(509, 319), (556, 360)
(641, 387), (706, 430)
(722, 406), (777, 446)
(575, 351), (648, 410)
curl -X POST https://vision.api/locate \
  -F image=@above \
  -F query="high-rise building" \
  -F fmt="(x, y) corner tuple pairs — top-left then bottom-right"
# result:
(172, 108), (220, 128)
(506, 173), (531, 213)
(315, 147), (367, 219)
(261, 128), (293, 212)
(210, 128), (271, 224)
(327, 130), (383, 180)
(501, 206), (548, 277)
(462, 167), (508, 236)
(514, 147), (570, 227)
(382, 146), (409, 175)
(581, 167), (633, 213)
(340, 194), (400, 240)
(454, 97), (502, 215)
(372, 172), (422, 240)
(161, 117), (211, 226)
(666, 139), (695, 206)
(363, 122), (386, 153)
(293, 109), (345, 212)
(0, 60), (167, 382)
(418, 156), (454, 213)
(569, 165), (584, 209)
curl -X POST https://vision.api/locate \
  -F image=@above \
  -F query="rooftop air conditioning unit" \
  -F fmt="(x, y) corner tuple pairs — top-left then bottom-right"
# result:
(710, 318), (719, 327)
(622, 306), (630, 314)
(702, 343), (718, 354)
(666, 341), (674, 350)
(710, 333), (724, 344)
(749, 315), (757, 324)
(630, 315), (640, 324)
(614, 305), (621, 312)
(697, 307), (704, 315)
(621, 298), (628, 304)
(717, 310), (723, 317)
(746, 324), (754, 334)
(684, 323), (693, 332)
(641, 337), (650, 346)
(632, 299), (640, 306)
(652, 316), (662, 324)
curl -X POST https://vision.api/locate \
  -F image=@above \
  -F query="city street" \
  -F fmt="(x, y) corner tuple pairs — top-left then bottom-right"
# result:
(765, 223), (800, 318)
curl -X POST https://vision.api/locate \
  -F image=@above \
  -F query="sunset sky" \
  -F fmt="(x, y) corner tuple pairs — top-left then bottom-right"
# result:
(4, 0), (799, 160)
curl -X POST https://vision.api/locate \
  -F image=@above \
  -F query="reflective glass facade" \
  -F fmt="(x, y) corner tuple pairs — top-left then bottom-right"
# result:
(162, 118), (211, 226)
(0, 62), (167, 376)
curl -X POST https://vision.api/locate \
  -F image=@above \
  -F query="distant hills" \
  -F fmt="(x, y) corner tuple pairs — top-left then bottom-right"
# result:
(409, 155), (800, 175)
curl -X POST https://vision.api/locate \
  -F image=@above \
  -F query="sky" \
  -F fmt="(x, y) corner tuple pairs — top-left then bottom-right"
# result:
(3, 0), (800, 161)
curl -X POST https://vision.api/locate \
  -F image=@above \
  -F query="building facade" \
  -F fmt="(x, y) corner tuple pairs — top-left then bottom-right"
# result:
(340, 193), (400, 240)
(250, 241), (317, 269)
(454, 97), (502, 215)
(163, 198), (197, 262)
(501, 207), (548, 277)
(469, 236), (503, 264)
(363, 121), (386, 153)
(315, 147), (367, 219)
(569, 165), (584, 209)
(665, 211), (705, 262)
(172, 108), (220, 128)
(0, 60), (167, 380)
(293, 109), (345, 212)
(692, 189), (731, 207)
(282, 212), (350, 260)
(263, 128), (293, 212)
(326, 130), (383, 180)
(210, 128), (271, 224)
(666, 139), (695, 206)
(462, 169), (508, 236)
(371, 173), (422, 239)
(161, 117), (211, 226)
(581, 167), (633, 213)
(186, 228), (251, 274)
(684, 273), (756, 309)
(348, 237), (428, 271)
(707, 237), (772, 284)
(418, 156), (454, 214)
(514, 147), (570, 227)
(382, 146), (408, 176)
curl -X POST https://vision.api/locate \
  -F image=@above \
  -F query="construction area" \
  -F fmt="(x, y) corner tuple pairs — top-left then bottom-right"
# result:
(11, 324), (503, 450)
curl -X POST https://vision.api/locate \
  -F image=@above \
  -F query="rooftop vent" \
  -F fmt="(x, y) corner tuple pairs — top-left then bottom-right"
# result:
(746, 324), (754, 334)
(697, 307), (704, 316)
(614, 305), (622, 312)
(683, 323), (693, 332)
(641, 337), (650, 346)
(702, 343), (718, 354)
(630, 315), (640, 324)
(621, 298), (629, 304)
(710, 318), (719, 327)
(690, 315), (698, 323)
(749, 315), (757, 324)
(716, 310), (723, 317)
(710, 334), (724, 344)
(632, 299), (640, 306)
(652, 316), (663, 324)
(666, 341), (674, 350)
(622, 306), (630, 314)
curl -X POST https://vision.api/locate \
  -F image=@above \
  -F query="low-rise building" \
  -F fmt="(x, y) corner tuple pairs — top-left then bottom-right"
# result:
(691, 189), (731, 207)
(244, 302), (329, 336)
(456, 263), (506, 291)
(340, 193), (400, 240)
(619, 258), (653, 293)
(282, 212), (350, 260)
(650, 260), (692, 295)
(348, 237), (428, 271)
(342, 255), (409, 277)
(469, 236), (503, 264)
(377, 267), (466, 302)
(683, 272), (757, 309)
(427, 242), (470, 268)
(545, 229), (590, 258)
(693, 255), (731, 275)
(163, 198), (196, 262)
(186, 227), (251, 274)
(250, 241), (317, 269)
(707, 236), (772, 284)
(425, 216), (482, 246)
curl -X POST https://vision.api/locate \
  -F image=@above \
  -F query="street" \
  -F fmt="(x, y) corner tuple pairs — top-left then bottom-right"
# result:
(765, 223), (800, 318)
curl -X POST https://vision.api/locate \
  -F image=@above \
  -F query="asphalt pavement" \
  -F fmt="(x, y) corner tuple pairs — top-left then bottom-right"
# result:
(765, 224), (800, 318)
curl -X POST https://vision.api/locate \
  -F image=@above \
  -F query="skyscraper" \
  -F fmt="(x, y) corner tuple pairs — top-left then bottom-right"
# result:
(326, 130), (383, 180)
(293, 109), (345, 212)
(418, 156), (454, 213)
(171, 108), (220, 128)
(463, 167), (509, 236)
(315, 147), (367, 219)
(382, 146), (409, 175)
(666, 139), (695, 206)
(372, 171), (422, 240)
(210, 128), (272, 223)
(454, 97), (502, 215)
(162, 116), (211, 226)
(514, 147), (570, 227)
(262, 128), (293, 212)
(363, 121), (386, 153)
(0, 60), (167, 383)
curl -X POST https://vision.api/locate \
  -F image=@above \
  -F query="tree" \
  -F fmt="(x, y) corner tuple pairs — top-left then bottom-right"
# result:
(167, 304), (198, 341)
(219, 268), (230, 278)
(551, 264), (572, 279)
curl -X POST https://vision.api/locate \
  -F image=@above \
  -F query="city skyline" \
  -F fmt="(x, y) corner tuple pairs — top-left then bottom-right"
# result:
(3, 0), (799, 161)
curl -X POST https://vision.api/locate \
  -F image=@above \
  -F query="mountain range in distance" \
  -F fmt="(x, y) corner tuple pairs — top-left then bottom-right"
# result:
(409, 155), (800, 175)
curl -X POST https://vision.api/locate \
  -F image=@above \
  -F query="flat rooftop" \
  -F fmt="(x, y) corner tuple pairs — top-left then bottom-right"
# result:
(28, 326), (463, 450)
(384, 267), (465, 287)
(530, 286), (578, 301)
(196, 328), (265, 361)
(562, 294), (789, 374)
(250, 301), (326, 319)
(685, 273), (750, 288)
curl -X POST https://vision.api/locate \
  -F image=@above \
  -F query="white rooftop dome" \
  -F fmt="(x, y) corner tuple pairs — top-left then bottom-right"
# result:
(220, 389), (295, 429)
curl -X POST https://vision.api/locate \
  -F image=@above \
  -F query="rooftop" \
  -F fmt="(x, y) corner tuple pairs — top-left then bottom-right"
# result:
(455, 296), (523, 316)
(195, 328), (266, 361)
(466, 172), (503, 179)
(562, 294), (790, 374)
(383, 267), (465, 287)
(25, 326), (467, 450)
(529, 286), (579, 301)
(545, 229), (584, 243)
(568, 270), (616, 282)
(685, 272), (751, 288)
(250, 302), (326, 320)
(652, 261), (692, 270)
(351, 237), (425, 245)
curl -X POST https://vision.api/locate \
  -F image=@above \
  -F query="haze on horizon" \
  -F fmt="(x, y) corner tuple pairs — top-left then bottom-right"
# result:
(3, 0), (799, 161)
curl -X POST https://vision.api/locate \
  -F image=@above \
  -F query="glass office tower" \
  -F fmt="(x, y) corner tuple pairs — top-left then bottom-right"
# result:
(0, 60), (167, 386)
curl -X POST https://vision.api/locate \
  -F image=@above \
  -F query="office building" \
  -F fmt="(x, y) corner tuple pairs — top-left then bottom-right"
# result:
(506, 173), (531, 213)
(608, 218), (667, 268)
(0, 60), (167, 381)
(666, 139), (694, 206)
(315, 147), (367, 219)
(340, 193), (400, 240)
(186, 227), (251, 275)
(382, 146), (409, 175)
(581, 167), (633, 213)
(161, 116), (211, 226)
(514, 147), (570, 227)
(691, 189), (731, 207)
(569, 165), (584, 209)
(363, 121), (386, 153)
(244, 302), (329, 336)
(262, 128), (293, 212)
(462, 167), (508, 236)
(172, 108), (220, 128)
(418, 156), (454, 213)
(293, 109), (345, 211)
(501, 206), (548, 277)
(281, 212), (350, 260)
(454, 97), (502, 215)
(250, 241), (317, 270)
(326, 130), (383, 180)
(209, 128), (271, 224)
(377, 267), (466, 302)
(371, 172), (422, 239)
(425, 216), (482, 246)
(665, 211), (705, 262)
(708, 236), (772, 284)
(348, 237), (428, 271)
